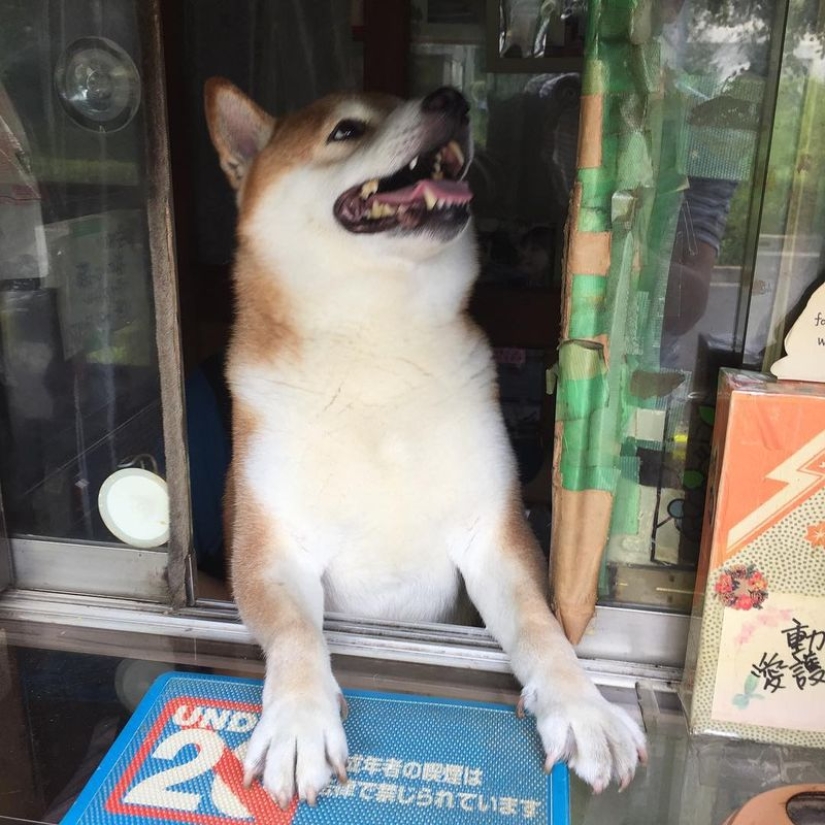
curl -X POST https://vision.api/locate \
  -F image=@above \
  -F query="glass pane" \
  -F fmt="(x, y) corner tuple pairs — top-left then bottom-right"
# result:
(409, 7), (579, 552)
(0, 1), (166, 550)
(745, 0), (825, 369)
(554, 0), (825, 616)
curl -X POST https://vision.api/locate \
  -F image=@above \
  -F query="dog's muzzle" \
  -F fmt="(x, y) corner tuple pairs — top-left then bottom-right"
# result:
(334, 88), (473, 238)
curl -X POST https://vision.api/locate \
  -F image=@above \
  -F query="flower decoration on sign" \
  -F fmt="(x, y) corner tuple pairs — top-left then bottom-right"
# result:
(714, 563), (768, 610)
(805, 520), (825, 549)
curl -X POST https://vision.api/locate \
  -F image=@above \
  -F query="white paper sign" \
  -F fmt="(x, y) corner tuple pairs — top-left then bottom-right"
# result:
(771, 281), (825, 383)
(711, 592), (825, 733)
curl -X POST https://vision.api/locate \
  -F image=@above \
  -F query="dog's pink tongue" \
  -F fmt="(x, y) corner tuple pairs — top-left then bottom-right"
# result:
(375, 179), (472, 206)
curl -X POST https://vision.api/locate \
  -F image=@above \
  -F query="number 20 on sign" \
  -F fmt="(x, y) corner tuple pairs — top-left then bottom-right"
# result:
(105, 698), (297, 823)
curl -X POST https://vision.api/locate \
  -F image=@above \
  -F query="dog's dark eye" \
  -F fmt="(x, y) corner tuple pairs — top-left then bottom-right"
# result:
(328, 119), (367, 143)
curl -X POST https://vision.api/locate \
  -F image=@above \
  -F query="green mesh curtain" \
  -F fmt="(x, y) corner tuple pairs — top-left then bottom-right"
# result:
(550, 0), (691, 643)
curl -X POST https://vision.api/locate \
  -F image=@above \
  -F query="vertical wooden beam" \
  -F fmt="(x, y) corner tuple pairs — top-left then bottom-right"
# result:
(139, 0), (195, 607)
(158, 0), (199, 372)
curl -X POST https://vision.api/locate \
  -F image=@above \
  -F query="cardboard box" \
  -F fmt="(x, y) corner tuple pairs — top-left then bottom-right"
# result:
(681, 369), (825, 747)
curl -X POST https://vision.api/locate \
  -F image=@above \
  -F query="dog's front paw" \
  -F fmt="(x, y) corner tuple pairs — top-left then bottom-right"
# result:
(244, 683), (348, 807)
(520, 681), (647, 793)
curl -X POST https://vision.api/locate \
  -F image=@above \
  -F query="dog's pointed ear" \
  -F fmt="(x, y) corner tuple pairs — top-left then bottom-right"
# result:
(205, 78), (275, 189)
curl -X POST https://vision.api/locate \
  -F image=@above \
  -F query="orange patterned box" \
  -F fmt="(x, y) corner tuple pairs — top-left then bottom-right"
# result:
(681, 370), (825, 748)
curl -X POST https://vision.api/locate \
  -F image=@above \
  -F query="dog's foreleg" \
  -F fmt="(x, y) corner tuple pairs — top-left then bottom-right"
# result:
(455, 499), (647, 793)
(231, 495), (347, 807)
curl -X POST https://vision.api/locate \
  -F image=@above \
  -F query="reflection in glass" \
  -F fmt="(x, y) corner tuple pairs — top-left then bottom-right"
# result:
(497, 0), (586, 61)
(748, 0), (825, 370)
(410, 31), (580, 535)
(0, 0), (165, 546)
(586, 0), (825, 611)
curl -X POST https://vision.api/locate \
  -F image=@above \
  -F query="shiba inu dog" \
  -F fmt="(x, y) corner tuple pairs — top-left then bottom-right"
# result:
(205, 78), (646, 807)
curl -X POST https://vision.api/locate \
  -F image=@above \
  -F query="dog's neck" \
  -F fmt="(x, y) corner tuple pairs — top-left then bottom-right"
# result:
(234, 227), (479, 338)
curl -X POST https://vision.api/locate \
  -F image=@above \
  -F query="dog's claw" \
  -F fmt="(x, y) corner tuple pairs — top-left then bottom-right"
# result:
(543, 751), (562, 773)
(529, 680), (646, 796)
(516, 695), (526, 719)
(338, 694), (350, 721)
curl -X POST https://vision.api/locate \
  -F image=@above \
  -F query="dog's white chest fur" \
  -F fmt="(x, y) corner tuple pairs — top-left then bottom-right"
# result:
(236, 313), (512, 622)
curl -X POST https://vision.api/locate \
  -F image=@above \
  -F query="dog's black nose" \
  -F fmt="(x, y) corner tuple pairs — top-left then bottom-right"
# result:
(422, 87), (470, 120)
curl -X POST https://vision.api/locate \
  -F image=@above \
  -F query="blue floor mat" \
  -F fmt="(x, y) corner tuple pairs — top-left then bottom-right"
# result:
(62, 671), (569, 824)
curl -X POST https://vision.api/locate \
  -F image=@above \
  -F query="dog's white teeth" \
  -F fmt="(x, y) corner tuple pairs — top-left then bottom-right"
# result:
(360, 179), (379, 199)
(369, 202), (397, 219)
(448, 140), (465, 168)
(432, 170), (445, 181)
(424, 189), (438, 210)
(409, 156), (419, 171)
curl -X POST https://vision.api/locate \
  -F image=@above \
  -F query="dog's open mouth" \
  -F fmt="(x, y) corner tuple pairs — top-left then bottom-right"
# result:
(334, 138), (472, 235)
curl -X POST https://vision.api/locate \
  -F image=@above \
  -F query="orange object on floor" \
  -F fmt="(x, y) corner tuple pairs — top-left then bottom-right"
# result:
(722, 784), (825, 824)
